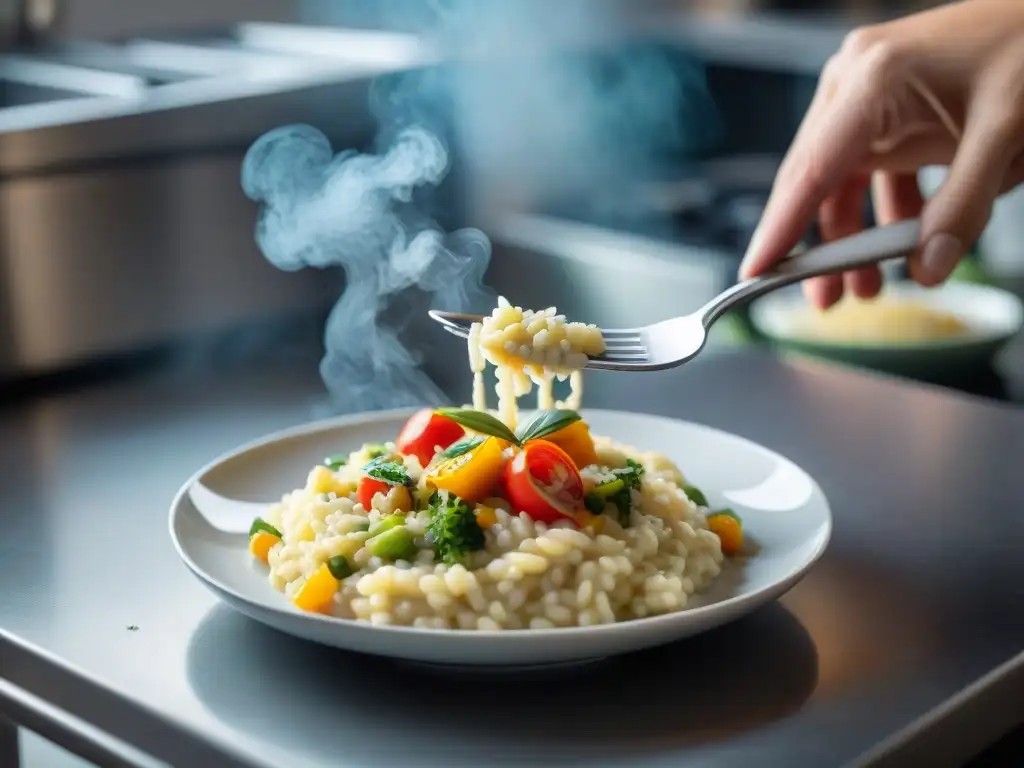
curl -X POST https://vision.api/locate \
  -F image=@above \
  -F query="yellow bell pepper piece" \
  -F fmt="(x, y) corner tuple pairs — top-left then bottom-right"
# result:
(425, 437), (504, 503)
(249, 531), (280, 563)
(707, 511), (743, 556)
(543, 420), (598, 468)
(573, 510), (606, 533)
(307, 465), (350, 496)
(293, 563), (340, 613)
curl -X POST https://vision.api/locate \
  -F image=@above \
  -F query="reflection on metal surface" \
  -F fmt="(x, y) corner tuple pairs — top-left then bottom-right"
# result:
(782, 557), (941, 696)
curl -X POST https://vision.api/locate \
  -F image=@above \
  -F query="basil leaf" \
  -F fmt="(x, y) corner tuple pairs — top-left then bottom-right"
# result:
(516, 409), (582, 443)
(441, 436), (484, 459)
(434, 408), (520, 445)
(363, 457), (411, 487)
(324, 453), (348, 471)
(249, 517), (282, 540)
(681, 484), (707, 507)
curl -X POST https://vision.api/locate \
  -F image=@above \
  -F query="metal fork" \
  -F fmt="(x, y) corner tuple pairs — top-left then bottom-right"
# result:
(429, 219), (921, 372)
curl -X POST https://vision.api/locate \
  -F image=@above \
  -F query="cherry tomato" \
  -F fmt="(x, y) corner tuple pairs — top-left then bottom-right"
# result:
(396, 409), (465, 467)
(504, 439), (584, 525)
(357, 477), (392, 510)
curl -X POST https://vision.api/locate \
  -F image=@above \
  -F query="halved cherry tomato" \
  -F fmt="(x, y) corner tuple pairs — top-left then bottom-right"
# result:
(396, 409), (465, 467)
(504, 439), (584, 525)
(357, 477), (392, 510)
(543, 420), (598, 468)
(425, 436), (504, 503)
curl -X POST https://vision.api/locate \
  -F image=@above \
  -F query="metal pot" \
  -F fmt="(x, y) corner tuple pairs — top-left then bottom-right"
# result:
(0, 0), (60, 47)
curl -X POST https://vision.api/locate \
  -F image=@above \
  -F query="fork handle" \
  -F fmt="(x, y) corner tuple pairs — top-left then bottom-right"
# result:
(700, 218), (922, 327)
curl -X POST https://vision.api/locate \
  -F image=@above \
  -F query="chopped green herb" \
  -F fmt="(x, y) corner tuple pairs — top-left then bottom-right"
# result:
(434, 408), (520, 446)
(426, 491), (486, 565)
(583, 477), (625, 515)
(440, 436), (484, 460)
(363, 456), (411, 487)
(351, 521), (370, 532)
(365, 444), (389, 460)
(367, 526), (417, 561)
(516, 409), (582, 443)
(326, 555), (354, 579)
(602, 460), (645, 525)
(682, 484), (708, 507)
(248, 518), (282, 540)
(324, 453), (348, 471)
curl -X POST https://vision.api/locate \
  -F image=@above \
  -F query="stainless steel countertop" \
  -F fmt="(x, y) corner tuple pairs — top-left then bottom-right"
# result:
(1, 337), (1023, 768)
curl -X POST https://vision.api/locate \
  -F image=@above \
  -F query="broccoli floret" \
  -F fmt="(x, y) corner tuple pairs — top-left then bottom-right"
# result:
(586, 459), (645, 525)
(426, 491), (485, 565)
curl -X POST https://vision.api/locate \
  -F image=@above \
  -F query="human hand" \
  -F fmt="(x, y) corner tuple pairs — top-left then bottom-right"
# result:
(739, 0), (1024, 308)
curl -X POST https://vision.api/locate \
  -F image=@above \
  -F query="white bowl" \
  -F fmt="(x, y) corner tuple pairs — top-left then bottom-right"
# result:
(169, 408), (832, 668)
(749, 281), (1023, 380)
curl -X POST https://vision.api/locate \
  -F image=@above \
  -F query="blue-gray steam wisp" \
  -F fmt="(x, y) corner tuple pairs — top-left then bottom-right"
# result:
(242, 2), (720, 413)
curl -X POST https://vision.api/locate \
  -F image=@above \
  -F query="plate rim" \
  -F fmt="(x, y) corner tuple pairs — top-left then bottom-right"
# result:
(748, 280), (1024, 351)
(169, 407), (833, 644)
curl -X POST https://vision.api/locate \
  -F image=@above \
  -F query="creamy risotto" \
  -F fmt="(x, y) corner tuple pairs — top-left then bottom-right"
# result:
(791, 294), (968, 344)
(247, 299), (743, 630)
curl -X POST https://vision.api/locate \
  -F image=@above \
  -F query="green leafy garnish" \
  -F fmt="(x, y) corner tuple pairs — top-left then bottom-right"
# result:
(326, 555), (354, 579)
(682, 484), (707, 507)
(434, 408), (520, 446)
(323, 453), (348, 471)
(426, 491), (486, 565)
(516, 409), (582, 443)
(363, 456), (411, 487)
(248, 518), (282, 540)
(440, 436), (484, 460)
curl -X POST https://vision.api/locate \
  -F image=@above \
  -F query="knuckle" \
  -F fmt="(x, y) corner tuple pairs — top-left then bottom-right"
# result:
(839, 26), (881, 58)
(840, 27), (902, 91)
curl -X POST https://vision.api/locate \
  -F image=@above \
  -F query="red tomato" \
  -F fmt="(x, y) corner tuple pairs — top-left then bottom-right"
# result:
(357, 477), (392, 510)
(396, 409), (465, 467)
(504, 440), (584, 525)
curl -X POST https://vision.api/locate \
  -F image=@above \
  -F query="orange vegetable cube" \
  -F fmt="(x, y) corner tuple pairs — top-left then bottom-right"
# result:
(707, 511), (743, 556)
(249, 531), (280, 563)
(475, 505), (498, 529)
(542, 420), (598, 468)
(293, 563), (340, 613)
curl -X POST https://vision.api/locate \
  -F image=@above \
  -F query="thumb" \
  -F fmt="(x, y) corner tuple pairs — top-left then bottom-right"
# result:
(913, 108), (1021, 286)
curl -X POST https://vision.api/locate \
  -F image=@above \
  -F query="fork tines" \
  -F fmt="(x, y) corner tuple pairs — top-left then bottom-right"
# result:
(595, 330), (648, 363)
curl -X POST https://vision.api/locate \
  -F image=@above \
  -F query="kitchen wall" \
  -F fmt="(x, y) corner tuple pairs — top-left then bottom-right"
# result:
(57, 0), (300, 39)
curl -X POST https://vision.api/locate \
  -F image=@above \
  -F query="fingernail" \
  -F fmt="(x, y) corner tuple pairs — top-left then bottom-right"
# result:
(920, 233), (962, 283)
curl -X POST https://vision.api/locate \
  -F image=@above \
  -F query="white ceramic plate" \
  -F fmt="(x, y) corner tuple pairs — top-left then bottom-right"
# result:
(170, 408), (832, 667)
(749, 281), (1023, 380)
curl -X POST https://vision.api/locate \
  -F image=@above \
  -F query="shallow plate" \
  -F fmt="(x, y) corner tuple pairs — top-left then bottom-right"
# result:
(749, 281), (1023, 381)
(169, 408), (832, 666)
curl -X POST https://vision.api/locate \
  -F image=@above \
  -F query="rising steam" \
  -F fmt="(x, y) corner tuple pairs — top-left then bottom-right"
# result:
(243, 1), (719, 412)
(242, 123), (492, 411)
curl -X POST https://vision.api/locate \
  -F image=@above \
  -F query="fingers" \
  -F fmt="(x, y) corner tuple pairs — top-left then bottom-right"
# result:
(913, 101), (1023, 285)
(804, 174), (871, 308)
(739, 47), (878, 280)
(871, 171), (926, 225)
